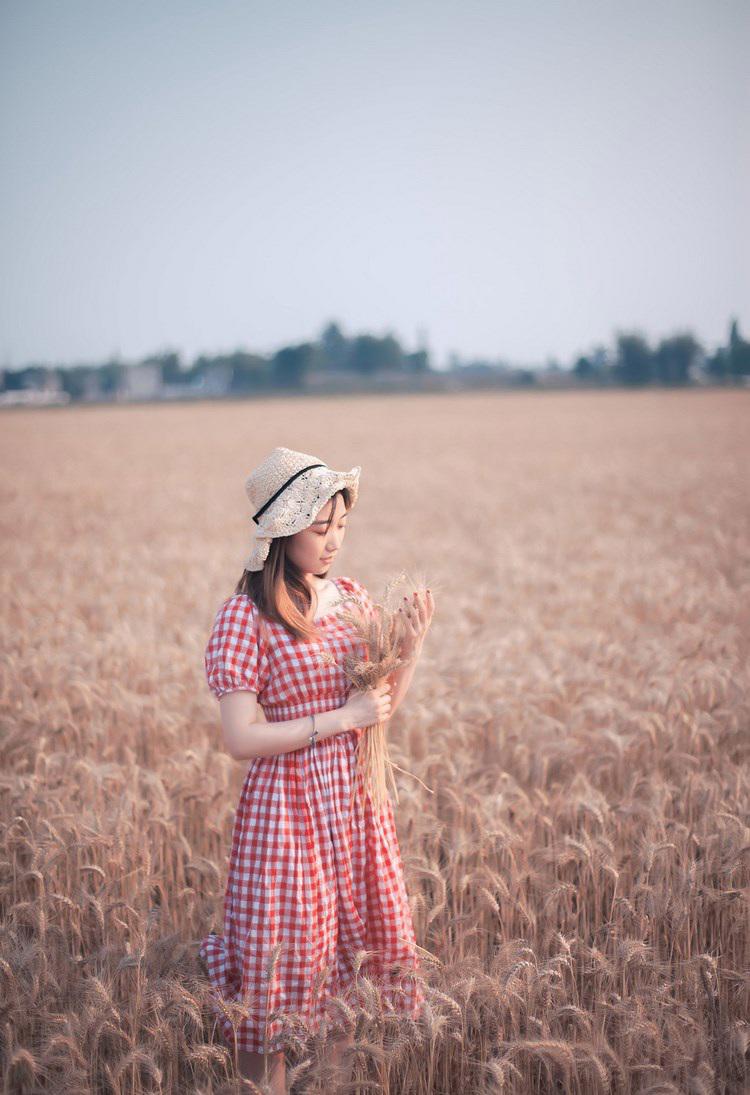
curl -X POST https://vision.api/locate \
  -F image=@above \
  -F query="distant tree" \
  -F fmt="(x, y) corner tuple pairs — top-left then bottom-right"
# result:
(390, 335), (407, 370)
(320, 321), (349, 370)
(349, 335), (378, 374)
(2, 368), (26, 391)
(1, 364), (61, 390)
(573, 355), (595, 380)
(591, 345), (610, 379)
(227, 351), (271, 391)
(349, 334), (404, 374)
(570, 346), (608, 384)
(728, 318), (750, 381)
(654, 333), (702, 385)
(405, 349), (430, 372)
(142, 351), (182, 383)
(191, 354), (212, 382)
(59, 366), (92, 400)
(99, 359), (126, 395)
(613, 332), (654, 386)
(272, 343), (314, 388)
(704, 347), (729, 382)
(379, 334), (404, 370)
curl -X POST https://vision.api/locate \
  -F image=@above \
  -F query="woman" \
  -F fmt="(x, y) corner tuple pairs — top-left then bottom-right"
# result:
(199, 446), (433, 1092)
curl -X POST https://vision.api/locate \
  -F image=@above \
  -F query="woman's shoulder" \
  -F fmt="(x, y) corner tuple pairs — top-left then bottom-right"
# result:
(206, 592), (271, 660)
(205, 593), (269, 698)
(335, 574), (373, 606)
(210, 592), (260, 631)
(336, 573), (364, 593)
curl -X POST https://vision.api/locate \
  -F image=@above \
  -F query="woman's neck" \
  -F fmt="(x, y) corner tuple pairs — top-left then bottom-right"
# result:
(306, 574), (330, 592)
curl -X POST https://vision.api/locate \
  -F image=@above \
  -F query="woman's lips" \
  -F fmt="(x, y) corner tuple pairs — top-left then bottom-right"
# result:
(321, 556), (334, 563)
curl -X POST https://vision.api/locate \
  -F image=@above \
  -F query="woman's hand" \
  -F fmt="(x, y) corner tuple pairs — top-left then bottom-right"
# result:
(344, 680), (393, 728)
(392, 588), (434, 659)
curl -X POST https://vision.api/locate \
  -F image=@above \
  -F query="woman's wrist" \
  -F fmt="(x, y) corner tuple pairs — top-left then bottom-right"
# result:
(315, 704), (354, 739)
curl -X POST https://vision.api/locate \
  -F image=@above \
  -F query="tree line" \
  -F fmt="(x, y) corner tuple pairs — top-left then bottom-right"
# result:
(571, 321), (750, 386)
(2, 317), (749, 399)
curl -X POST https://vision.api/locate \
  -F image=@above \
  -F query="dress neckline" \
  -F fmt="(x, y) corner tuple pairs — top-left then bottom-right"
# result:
(312, 576), (345, 623)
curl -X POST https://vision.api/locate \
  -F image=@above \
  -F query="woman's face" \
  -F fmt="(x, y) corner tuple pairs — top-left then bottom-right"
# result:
(286, 492), (350, 579)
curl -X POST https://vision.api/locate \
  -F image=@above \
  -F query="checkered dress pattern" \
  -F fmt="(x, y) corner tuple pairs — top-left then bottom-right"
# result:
(199, 575), (425, 1054)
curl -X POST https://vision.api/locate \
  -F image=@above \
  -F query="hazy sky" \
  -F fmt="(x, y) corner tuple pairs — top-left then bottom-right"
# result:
(2, 0), (748, 371)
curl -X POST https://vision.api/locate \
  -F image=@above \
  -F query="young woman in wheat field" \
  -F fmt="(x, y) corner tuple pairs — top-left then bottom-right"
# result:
(198, 446), (434, 1092)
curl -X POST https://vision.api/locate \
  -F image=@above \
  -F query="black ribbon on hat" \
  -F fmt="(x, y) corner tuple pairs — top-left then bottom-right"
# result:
(252, 463), (327, 524)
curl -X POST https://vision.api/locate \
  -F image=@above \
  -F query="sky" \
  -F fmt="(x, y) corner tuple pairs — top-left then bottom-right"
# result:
(1, 0), (748, 372)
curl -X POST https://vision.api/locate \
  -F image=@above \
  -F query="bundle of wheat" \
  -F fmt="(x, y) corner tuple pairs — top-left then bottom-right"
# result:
(319, 571), (430, 811)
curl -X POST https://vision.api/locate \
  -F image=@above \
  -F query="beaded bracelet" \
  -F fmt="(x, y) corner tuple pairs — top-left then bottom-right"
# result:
(308, 713), (318, 749)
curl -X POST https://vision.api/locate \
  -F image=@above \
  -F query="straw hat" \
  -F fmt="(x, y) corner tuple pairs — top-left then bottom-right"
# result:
(243, 446), (361, 571)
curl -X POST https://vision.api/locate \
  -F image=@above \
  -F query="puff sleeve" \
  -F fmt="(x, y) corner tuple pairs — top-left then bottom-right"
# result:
(339, 575), (377, 621)
(204, 594), (269, 700)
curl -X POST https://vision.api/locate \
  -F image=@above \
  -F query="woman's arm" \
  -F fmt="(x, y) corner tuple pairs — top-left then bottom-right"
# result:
(386, 642), (423, 717)
(218, 691), (361, 760)
(386, 587), (434, 717)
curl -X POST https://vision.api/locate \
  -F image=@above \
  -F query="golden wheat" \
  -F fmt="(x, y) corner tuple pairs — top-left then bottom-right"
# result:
(1, 389), (748, 1092)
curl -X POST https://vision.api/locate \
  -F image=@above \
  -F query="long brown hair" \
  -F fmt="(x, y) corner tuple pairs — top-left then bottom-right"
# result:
(233, 487), (353, 643)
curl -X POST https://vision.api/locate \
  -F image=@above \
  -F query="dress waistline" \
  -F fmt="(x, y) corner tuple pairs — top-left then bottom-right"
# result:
(262, 697), (351, 723)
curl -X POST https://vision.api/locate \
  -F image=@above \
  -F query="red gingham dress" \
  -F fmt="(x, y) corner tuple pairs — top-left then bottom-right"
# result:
(199, 575), (425, 1054)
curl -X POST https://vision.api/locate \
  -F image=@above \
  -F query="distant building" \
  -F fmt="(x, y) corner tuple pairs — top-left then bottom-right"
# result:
(116, 362), (163, 401)
(0, 387), (70, 406)
(81, 371), (104, 402)
(0, 367), (70, 406)
(190, 361), (233, 397)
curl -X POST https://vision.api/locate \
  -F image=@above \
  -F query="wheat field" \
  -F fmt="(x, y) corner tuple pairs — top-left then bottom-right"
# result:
(1, 389), (748, 1094)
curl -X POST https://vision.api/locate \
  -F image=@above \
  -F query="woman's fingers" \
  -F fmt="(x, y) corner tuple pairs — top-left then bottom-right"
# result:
(395, 589), (433, 648)
(403, 603), (419, 634)
(408, 592), (427, 631)
(417, 589), (433, 628)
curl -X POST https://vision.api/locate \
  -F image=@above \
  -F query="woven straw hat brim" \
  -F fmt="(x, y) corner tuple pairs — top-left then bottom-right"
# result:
(243, 454), (361, 572)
